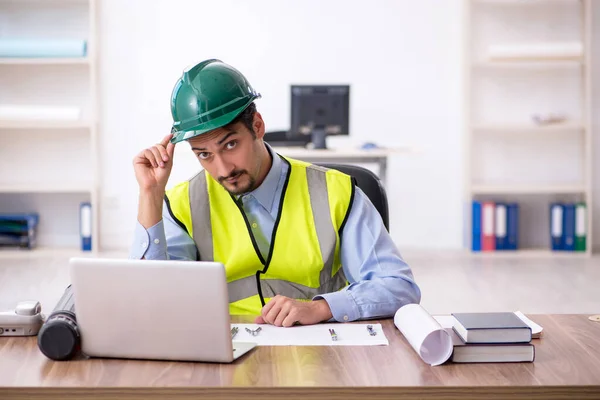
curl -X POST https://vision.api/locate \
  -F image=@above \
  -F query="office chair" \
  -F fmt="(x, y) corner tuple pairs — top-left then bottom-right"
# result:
(317, 163), (389, 232)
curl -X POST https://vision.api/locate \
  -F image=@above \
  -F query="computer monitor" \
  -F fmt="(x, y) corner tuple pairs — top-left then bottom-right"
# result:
(290, 85), (350, 149)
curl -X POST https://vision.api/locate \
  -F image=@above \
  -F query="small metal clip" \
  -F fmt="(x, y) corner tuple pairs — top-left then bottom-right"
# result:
(329, 328), (338, 341)
(366, 324), (377, 336)
(245, 327), (262, 336)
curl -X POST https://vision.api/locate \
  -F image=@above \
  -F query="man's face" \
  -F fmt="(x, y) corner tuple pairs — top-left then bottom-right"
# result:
(187, 113), (267, 195)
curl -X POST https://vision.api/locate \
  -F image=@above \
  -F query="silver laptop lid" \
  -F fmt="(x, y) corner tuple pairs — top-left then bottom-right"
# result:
(69, 258), (234, 363)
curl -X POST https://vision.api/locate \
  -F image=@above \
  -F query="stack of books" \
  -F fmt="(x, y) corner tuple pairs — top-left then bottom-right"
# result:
(448, 312), (535, 363)
(0, 213), (39, 249)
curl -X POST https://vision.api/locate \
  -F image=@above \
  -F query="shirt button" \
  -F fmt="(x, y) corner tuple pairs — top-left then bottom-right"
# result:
(153, 238), (160, 244)
(141, 242), (148, 248)
(252, 223), (258, 229)
(343, 315), (349, 321)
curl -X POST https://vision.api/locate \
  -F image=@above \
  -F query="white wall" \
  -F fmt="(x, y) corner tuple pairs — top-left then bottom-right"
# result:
(98, 0), (599, 252)
(98, 0), (465, 250)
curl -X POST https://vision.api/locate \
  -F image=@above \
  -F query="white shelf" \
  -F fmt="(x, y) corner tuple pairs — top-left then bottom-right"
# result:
(471, 123), (584, 133)
(471, 184), (586, 195)
(0, 120), (91, 129)
(0, 57), (90, 65)
(473, 0), (582, 5)
(473, 60), (583, 69)
(470, 249), (589, 258)
(0, 184), (92, 193)
(0, 246), (93, 260)
(0, 0), (89, 4)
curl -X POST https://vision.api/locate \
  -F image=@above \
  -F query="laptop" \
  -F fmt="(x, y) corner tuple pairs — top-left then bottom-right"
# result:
(68, 257), (257, 363)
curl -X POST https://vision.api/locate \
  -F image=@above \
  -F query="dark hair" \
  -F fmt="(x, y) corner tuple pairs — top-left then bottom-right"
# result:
(226, 102), (257, 137)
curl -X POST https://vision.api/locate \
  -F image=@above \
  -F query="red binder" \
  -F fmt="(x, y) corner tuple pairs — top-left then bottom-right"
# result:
(482, 202), (496, 251)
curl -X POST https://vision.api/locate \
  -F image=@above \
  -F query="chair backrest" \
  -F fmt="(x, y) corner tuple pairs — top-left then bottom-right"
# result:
(317, 163), (389, 231)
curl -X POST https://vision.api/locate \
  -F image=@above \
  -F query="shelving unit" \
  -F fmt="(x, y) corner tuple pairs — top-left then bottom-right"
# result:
(464, 0), (593, 256)
(472, 60), (583, 69)
(0, 57), (90, 65)
(0, 0), (99, 255)
(471, 184), (587, 195)
(471, 123), (584, 134)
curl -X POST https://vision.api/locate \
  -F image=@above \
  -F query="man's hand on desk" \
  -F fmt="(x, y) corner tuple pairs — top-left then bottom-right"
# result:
(255, 296), (333, 327)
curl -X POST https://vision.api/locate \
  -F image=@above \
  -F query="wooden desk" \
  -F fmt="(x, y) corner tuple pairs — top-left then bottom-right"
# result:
(1, 315), (600, 399)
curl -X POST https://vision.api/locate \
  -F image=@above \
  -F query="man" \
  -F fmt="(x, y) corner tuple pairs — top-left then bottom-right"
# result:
(131, 59), (420, 327)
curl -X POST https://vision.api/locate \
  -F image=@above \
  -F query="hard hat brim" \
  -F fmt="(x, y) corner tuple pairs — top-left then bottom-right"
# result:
(170, 99), (255, 144)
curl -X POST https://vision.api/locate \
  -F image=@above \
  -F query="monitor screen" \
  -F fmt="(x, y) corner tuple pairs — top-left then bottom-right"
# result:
(290, 85), (350, 138)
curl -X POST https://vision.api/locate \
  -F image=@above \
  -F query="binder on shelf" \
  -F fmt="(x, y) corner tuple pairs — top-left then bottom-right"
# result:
(575, 203), (587, 252)
(550, 203), (564, 251)
(0, 213), (39, 249)
(482, 202), (495, 251)
(80, 202), (92, 251)
(563, 204), (576, 252)
(472, 201), (482, 252)
(495, 203), (508, 250)
(506, 203), (519, 251)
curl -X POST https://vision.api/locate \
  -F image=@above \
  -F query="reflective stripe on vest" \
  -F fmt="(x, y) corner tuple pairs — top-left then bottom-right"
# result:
(165, 155), (354, 314)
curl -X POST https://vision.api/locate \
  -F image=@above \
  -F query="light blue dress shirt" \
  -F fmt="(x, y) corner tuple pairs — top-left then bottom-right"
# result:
(131, 145), (421, 322)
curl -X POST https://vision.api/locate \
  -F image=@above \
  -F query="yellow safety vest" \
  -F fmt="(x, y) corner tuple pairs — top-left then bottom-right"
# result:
(165, 155), (354, 315)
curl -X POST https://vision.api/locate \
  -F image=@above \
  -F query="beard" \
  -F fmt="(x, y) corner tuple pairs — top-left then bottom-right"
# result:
(218, 170), (256, 195)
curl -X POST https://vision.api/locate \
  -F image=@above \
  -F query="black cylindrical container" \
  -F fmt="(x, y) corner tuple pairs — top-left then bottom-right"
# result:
(37, 285), (80, 361)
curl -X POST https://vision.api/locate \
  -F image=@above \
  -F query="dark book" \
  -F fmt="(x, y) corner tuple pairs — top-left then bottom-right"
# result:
(447, 328), (535, 363)
(452, 312), (532, 344)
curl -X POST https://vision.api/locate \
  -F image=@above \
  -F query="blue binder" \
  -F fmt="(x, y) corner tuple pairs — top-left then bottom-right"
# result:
(563, 204), (576, 252)
(550, 203), (564, 251)
(80, 202), (92, 251)
(506, 203), (519, 251)
(495, 203), (508, 250)
(472, 201), (481, 252)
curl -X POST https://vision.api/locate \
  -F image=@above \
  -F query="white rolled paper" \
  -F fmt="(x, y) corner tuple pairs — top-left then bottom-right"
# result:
(394, 303), (453, 366)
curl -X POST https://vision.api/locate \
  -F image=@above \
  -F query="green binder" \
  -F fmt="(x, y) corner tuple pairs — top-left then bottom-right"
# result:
(575, 202), (587, 252)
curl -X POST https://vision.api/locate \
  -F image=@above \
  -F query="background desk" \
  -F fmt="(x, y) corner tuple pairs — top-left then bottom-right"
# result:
(272, 147), (410, 186)
(1, 315), (600, 399)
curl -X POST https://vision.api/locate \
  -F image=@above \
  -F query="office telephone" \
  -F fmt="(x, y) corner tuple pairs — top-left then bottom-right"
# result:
(0, 300), (44, 336)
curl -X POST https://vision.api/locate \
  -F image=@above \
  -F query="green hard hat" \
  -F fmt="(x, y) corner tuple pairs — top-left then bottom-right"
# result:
(170, 59), (261, 143)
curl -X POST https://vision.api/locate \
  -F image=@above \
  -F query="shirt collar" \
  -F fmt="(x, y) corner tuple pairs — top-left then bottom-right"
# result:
(240, 142), (283, 211)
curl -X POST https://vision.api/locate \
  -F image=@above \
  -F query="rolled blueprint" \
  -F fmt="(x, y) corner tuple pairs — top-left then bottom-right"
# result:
(394, 303), (453, 366)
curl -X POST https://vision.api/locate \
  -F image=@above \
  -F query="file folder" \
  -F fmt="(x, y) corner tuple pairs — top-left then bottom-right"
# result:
(495, 203), (508, 250)
(563, 204), (575, 252)
(550, 203), (564, 251)
(482, 202), (495, 251)
(80, 202), (92, 251)
(506, 203), (519, 251)
(575, 202), (587, 252)
(472, 201), (481, 252)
